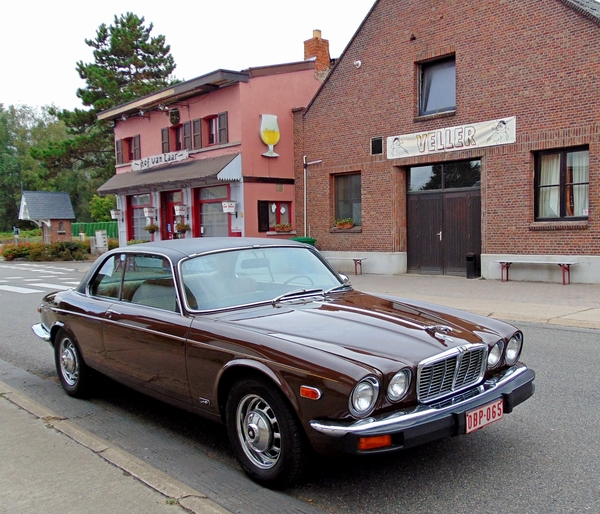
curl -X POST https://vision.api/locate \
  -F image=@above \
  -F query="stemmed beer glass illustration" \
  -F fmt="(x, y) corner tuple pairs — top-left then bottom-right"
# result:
(260, 114), (280, 157)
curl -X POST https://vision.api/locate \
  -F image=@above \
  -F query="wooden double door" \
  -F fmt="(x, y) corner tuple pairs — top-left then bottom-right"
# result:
(407, 189), (481, 275)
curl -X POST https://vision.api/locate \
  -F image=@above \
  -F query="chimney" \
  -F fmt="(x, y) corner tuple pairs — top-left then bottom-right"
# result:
(304, 29), (331, 72)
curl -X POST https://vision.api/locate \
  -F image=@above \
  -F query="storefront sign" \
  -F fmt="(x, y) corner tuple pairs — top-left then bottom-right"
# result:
(132, 150), (189, 171)
(387, 117), (516, 159)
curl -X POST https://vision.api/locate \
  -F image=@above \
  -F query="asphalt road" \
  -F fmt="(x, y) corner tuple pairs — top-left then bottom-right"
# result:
(1, 261), (599, 513)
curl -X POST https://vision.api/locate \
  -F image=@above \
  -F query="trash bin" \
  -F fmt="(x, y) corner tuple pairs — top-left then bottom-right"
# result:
(290, 237), (317, 247)
(466, 253), (477, 279)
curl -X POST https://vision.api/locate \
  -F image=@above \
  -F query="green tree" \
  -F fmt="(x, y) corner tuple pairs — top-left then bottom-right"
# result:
(89, 194), (116, 222)
(33, 13), (177, 217)
(0, 104), (68, 231)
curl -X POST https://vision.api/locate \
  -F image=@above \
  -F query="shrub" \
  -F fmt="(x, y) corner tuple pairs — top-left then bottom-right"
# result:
(27, 243), (52, 262)
(47, 241), (90, 261)
(1, 243), (31, 261)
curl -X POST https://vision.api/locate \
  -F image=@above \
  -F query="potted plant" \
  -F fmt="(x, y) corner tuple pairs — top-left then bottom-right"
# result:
(335, 218), (355, 229)
(176, 222), (190, 234)
(143, 223), (159, 234)
(273, 222), (293, 232)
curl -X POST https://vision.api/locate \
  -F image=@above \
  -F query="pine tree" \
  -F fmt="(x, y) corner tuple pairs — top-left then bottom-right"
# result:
(33, 13), (177, 217)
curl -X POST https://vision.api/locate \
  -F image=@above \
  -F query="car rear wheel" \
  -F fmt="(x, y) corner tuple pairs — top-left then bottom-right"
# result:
(54, 329), (91, 398)
(226, 377), (308, 488)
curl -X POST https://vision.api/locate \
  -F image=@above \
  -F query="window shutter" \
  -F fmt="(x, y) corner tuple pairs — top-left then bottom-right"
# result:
(218, 112), (228, 144)
(133, 135), (141, 160)
(258, 201), (270, 232)
(116, 140), (123, 164)
(161, 128), (169, 153)
(183, 122), (192, 151)
(193, 119), (202, 149)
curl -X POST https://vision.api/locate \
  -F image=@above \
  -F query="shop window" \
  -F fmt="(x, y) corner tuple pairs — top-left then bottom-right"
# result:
(418, 56), (456, 116)
(408, 160), (480, 191)
(129, 193), (152, 241)
(535, 148), (589, 220)
(258, 201), (291, 232)
(334, 173), (362, 224)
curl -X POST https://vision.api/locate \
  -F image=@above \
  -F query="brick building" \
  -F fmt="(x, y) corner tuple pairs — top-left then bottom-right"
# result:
(18, 191), (75, 244)
(294, 0), (600, 283)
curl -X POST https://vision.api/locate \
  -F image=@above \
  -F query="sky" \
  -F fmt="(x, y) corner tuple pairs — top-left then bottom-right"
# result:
(1, 0), (375, 110)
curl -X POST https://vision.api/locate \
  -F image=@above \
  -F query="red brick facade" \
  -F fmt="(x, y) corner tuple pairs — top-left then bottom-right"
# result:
(294, 0), (600, 280)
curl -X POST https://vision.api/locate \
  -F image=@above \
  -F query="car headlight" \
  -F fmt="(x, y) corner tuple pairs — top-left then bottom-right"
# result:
(506, 333), (523, 365)
(387, 369), (411, 402)
(488, 341), (504, 368)
(349, 377), (379, 417)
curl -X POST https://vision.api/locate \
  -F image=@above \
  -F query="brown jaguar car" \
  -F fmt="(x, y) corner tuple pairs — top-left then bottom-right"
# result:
(32, 238), (535, 488)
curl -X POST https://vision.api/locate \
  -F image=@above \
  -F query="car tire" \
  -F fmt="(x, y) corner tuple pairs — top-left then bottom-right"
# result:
(54, 328), (92, 398)
(226, 377), (308, 489)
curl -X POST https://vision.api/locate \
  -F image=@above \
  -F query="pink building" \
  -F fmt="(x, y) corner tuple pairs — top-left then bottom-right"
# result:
(98, 32), (330, 245)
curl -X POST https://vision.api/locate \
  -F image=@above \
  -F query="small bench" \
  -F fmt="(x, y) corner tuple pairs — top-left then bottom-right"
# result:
(337, 257), (367, 275)
(494, 260), (577, 285)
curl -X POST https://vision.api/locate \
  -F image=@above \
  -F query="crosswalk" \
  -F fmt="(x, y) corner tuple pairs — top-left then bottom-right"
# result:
(0, 263), (83, 295)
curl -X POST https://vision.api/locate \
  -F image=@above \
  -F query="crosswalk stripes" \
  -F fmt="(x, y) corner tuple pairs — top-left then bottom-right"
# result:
(0, 262), (83, 296)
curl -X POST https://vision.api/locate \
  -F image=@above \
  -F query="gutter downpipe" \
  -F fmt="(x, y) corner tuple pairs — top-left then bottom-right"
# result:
(303, 156), (322, 237)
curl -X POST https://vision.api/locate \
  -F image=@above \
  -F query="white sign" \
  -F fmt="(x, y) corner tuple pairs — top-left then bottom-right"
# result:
(387, 117), (516, 159)
(132, 150), (189, 171)
(222, 201), (236, 213)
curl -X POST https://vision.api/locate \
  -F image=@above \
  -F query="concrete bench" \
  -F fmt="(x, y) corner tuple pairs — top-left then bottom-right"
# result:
(493, 260), (578, 285)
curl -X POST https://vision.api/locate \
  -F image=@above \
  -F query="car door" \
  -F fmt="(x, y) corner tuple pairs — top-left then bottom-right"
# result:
(102, 253), (193, 404)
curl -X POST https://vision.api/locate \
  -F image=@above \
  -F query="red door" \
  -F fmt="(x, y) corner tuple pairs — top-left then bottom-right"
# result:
(160, 190), (184, 240)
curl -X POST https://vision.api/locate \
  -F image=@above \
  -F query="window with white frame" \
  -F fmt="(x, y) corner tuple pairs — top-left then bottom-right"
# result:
(419, 56), (456, 116)
(536, 147), (589, 220)
(129, 193), (152, 241)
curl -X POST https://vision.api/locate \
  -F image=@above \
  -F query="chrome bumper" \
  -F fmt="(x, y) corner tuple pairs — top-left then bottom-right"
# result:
(310, 364), (534, 438)
(31, 323), (51, 342)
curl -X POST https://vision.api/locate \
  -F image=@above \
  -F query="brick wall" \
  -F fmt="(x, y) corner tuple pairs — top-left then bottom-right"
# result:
(294, 0), (600, 256)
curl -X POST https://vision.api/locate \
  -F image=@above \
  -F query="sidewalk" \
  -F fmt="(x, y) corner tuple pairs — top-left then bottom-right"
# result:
(0, 381), (231, 514)
(1, 272), (599, 514)
(349, 273), (600, 330)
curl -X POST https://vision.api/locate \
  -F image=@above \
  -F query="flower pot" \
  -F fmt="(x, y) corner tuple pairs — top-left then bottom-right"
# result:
(336, 222), (354, 229)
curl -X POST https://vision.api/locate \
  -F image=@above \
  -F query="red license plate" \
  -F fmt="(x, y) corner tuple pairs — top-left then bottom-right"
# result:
(466, 398), (504, 434)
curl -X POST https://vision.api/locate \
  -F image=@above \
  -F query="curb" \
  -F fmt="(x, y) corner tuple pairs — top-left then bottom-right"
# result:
(0, 380), (231, 514)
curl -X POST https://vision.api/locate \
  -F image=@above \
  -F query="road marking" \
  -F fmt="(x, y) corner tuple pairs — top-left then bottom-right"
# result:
(0, 285), (44, 294)
(33, 283), (73, 290)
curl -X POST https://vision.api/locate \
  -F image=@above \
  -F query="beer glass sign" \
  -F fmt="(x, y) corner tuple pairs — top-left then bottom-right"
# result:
(260, 114), (280, 157)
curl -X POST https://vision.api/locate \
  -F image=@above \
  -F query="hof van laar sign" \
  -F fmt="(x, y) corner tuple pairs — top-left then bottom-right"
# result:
(132, 150), (189, 171)
(387, 117), (516, 159)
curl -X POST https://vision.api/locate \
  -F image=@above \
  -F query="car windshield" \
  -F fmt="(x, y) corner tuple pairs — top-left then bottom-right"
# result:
(180, 246), (343, 311)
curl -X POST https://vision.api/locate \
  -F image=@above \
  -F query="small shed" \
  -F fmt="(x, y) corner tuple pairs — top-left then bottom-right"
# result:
(19, 191), (75, 244)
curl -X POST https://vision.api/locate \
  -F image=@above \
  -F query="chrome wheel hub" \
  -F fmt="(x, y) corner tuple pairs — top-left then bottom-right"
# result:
(59, 339), (78, 386)
(236, 394), (281, 469)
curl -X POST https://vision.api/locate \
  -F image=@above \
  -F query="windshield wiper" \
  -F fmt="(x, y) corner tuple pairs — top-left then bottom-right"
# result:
(272, 288), (324, 305)
(324, 284), (353, 295)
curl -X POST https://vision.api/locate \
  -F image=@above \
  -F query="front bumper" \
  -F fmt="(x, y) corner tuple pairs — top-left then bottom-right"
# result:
(31, 323), (51, 342)
(310, 364), (535, 454)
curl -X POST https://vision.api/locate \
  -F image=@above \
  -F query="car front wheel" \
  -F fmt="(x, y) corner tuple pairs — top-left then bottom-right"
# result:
(54, 328), (91, 398)
(226, 377), (308, 489)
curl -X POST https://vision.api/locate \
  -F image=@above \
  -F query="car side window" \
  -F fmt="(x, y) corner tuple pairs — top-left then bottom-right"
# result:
(126, 254), (179, 313)
(89, 254), (124, 299)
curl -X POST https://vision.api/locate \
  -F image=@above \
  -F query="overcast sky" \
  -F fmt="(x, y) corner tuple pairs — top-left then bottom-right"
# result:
(1, 0), (375, 110)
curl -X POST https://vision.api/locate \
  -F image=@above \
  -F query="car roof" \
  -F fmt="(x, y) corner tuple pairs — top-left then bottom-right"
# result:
(115, 237), (307, 262)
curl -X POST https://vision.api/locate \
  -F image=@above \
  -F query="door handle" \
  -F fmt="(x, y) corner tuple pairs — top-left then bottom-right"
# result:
(437, 231), (442, 241)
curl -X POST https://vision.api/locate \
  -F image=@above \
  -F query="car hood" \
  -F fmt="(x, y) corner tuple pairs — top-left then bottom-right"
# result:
(213, 290), (515, 371)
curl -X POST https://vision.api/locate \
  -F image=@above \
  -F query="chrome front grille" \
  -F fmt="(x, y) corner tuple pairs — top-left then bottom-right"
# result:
(417, 345), (487, 403)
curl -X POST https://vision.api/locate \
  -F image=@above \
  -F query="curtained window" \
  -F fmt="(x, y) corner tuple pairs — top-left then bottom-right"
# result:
(419, 57), (456, 116)
(536, 148), (589, 220)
